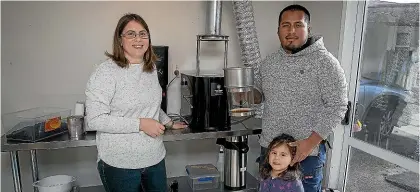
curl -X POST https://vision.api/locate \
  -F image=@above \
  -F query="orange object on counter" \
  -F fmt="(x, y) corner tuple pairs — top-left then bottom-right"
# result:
(45, 117), (62, 132)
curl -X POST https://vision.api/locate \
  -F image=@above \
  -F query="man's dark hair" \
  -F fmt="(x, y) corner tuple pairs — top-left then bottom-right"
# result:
(278, 4), (311, 25)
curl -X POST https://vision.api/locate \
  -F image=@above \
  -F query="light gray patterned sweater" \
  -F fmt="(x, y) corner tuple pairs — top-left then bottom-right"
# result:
(85, 59), (171, 169)
(256, 36), (348, 155)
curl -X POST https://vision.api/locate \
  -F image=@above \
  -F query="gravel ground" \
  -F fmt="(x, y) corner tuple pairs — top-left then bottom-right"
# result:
(345, 148), (418, 192)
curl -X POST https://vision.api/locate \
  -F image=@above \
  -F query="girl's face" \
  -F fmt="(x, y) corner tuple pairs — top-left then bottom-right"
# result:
(268, 143), (292, 176)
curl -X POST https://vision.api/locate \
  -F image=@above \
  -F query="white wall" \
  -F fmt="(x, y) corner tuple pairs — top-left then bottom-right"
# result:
(1, 1), (295, 192)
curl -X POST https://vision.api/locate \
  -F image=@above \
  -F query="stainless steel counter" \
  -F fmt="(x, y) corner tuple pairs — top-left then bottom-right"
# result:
(1, 118), (262, 192)
(1, 118), (262, 152)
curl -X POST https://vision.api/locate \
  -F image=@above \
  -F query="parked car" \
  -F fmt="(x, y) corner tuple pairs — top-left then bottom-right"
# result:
(353, 76), (409, 143)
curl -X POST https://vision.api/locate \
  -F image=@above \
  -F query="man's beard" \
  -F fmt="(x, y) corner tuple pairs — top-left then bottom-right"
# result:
(282, 44), (302, 53)
(282, 37), (309, 53)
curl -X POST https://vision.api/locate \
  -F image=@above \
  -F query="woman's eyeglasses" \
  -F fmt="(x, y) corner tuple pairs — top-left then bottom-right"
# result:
(121, 30), (149, 39)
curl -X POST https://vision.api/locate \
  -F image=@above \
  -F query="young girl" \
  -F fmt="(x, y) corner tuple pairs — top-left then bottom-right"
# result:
(259, 134), (304, 192)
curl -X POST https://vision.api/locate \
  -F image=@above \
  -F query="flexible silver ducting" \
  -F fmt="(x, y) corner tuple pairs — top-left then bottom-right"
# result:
(232, 0), (264, 118)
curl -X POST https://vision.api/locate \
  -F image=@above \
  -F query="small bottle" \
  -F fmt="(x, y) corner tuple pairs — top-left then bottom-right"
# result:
(217, 146), (224, 182)
(170, 180), (178, 192)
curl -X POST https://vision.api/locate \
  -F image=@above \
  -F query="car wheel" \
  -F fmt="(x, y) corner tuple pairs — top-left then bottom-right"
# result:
(378, 110), (396, 141)
(362, 96), (406, 144)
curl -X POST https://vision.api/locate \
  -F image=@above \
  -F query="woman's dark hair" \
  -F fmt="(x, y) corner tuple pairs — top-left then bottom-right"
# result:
(260, 133), (302, 180)
(105, 13), (157, 73)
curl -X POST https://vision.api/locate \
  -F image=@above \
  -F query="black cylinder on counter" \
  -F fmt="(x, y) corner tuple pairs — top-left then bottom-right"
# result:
(181, 72), (231, 131)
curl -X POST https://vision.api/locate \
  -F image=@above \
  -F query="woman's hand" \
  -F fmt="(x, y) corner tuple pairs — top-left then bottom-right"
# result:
(139, 118), (165, 138)
(165, 121), (187, 130)
(172, 122), (187, 129)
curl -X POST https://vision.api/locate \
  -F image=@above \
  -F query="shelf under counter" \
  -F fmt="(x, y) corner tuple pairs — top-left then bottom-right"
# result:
(79, 172), (258, 192)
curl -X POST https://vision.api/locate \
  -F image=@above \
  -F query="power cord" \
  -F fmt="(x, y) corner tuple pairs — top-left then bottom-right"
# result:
(165, 69), (193, 125)
(167, 69), (179, 89)
(167, 113), (190, 125)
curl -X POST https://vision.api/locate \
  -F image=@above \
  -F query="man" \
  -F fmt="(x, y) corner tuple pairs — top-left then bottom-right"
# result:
(255, 4), (348, 192)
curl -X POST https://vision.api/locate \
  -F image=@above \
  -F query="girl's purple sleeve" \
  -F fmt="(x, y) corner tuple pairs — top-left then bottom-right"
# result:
(259, 178), (304, 192)
(290, 180), (304, 192)
(274, 179), (304, 192)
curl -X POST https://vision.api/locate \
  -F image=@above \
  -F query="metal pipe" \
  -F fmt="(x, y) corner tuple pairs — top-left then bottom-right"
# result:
(206, 0), (222, 35)
(10, 151), (22, 192)
(196, 37), (201, 76)
(30, 150), (39, 192)
(224, 39), (229, 68)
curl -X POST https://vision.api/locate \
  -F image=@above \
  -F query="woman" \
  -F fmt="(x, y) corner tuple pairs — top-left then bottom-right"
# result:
(85, 13), (186, 192)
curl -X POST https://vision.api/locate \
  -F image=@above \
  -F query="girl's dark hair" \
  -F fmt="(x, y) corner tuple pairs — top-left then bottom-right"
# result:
(260, 133), (302, 180)
(105, 13), (157, 73)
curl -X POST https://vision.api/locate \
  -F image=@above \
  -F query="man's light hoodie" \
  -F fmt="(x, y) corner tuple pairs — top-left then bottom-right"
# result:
(255, 36), (348, 155)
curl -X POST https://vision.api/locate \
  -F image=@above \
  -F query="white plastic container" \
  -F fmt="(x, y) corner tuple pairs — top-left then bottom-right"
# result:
(186, 164), (220, 190)
(33, 175), (76, 192)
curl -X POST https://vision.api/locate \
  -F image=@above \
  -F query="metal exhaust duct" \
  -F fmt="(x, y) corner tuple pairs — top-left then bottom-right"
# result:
(232, 0), (263, 118)
(206, 0), (222, 36)
(232, 1), (262, 68)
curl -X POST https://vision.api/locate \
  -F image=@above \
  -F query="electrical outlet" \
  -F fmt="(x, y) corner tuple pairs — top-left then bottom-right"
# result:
(174, 65), (180, 77)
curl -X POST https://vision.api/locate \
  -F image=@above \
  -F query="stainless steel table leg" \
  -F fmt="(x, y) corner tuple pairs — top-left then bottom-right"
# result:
(10, 151), (22, 192)
(30, 150), (39, 192)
